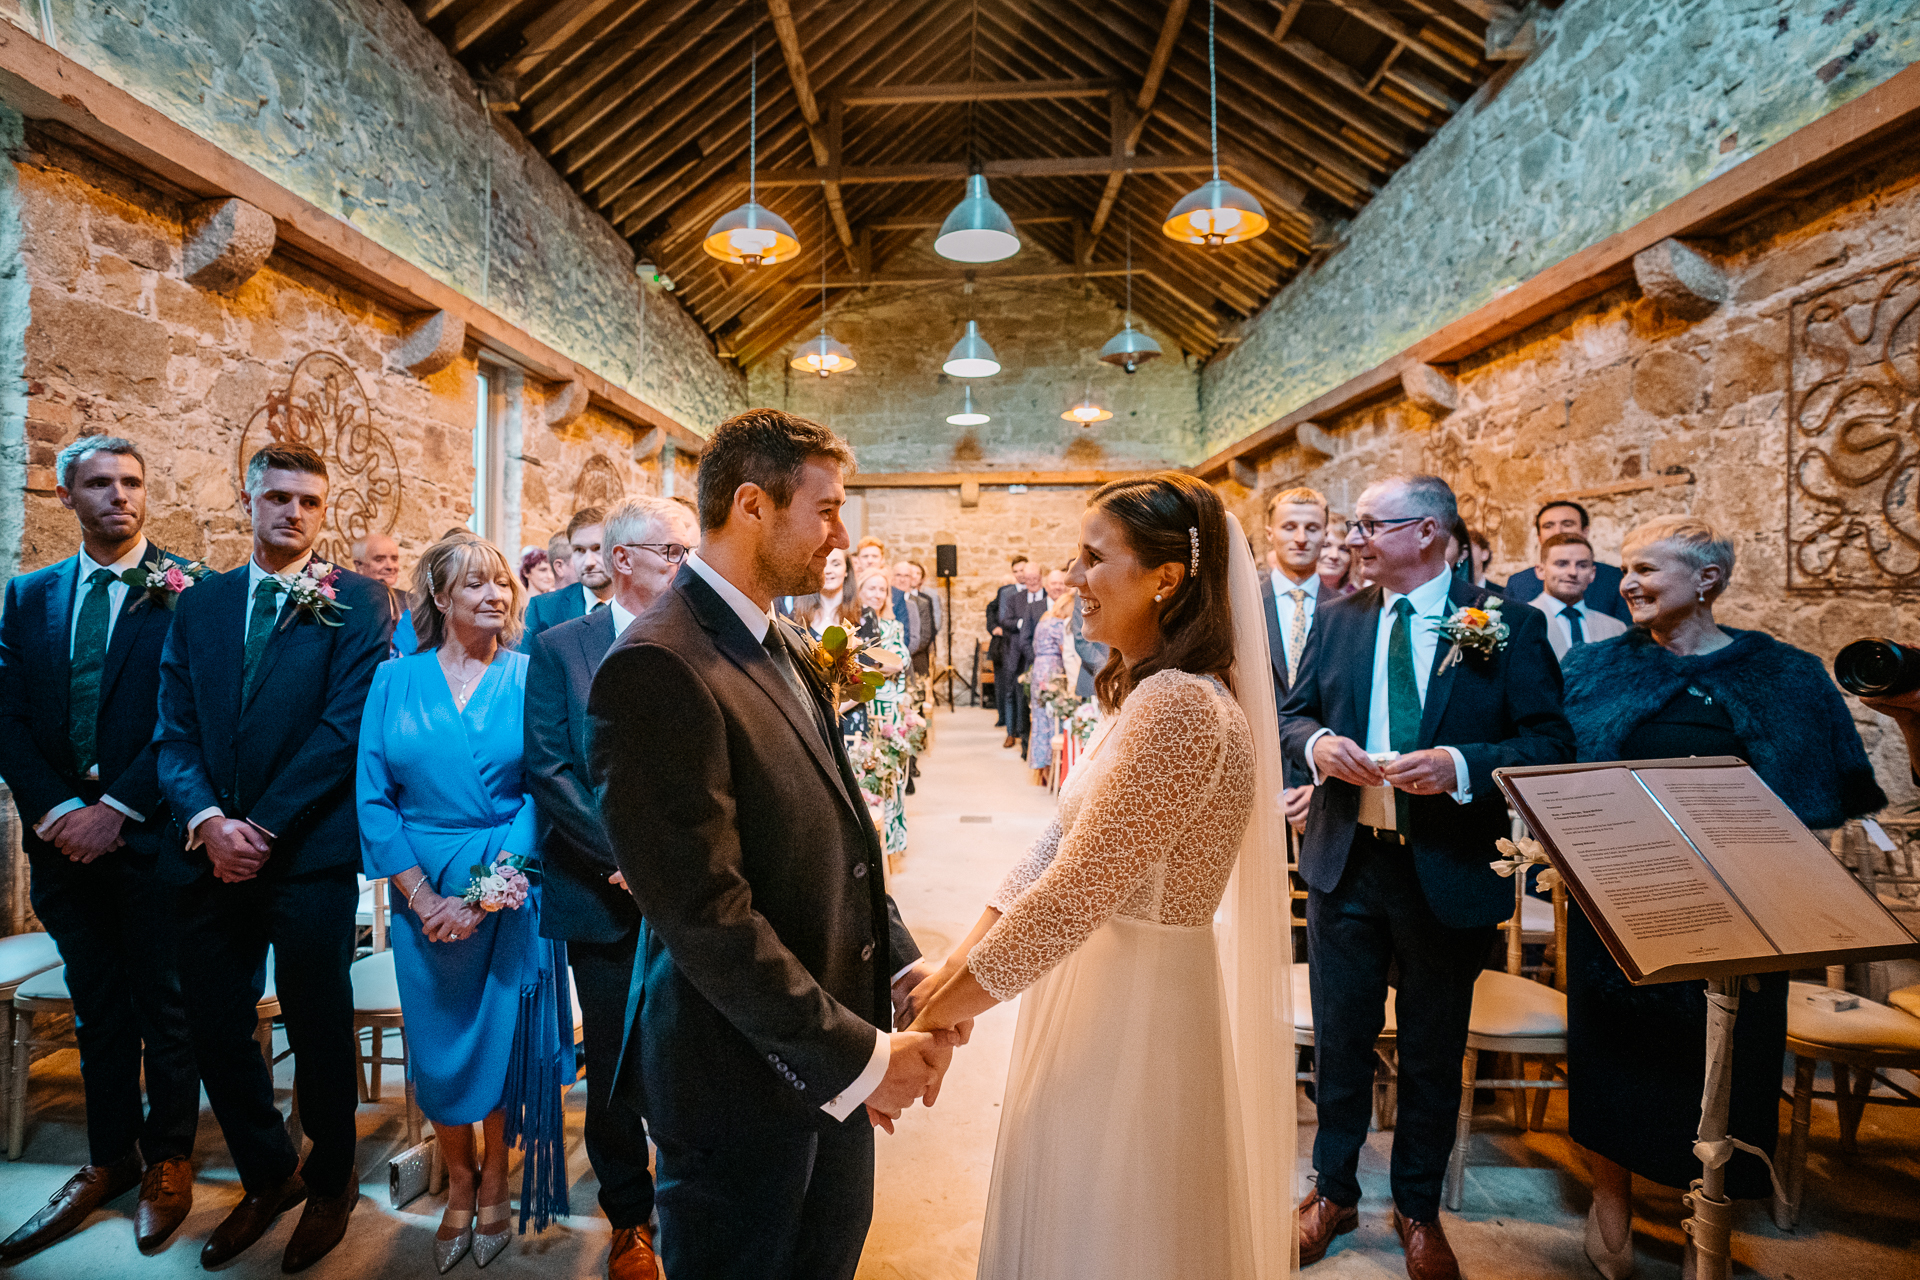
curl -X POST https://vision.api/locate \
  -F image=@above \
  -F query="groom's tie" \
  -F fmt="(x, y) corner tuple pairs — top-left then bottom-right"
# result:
(762, 626), (830, 744)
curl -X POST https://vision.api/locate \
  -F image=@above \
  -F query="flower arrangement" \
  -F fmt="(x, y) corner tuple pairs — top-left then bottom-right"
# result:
(462, 852), (532, 912)
(903, 706), (929, 755)
(1489, 835), (1560, 893)
(845, 729), (906, 802)
(1069, 701), (1101, 747)
(283, 560), (352, 627)
(802, 624), (887, 710)
(1038, 672), (1083, 722)
(1436, 600), (1509, 672)
(121, 558), (211, 608)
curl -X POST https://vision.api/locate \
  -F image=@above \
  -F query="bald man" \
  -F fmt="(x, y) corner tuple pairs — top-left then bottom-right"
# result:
(352, 534), (417, 657)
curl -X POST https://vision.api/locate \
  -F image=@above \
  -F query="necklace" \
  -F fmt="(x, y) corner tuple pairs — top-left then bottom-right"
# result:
(439, 650), (492, 711)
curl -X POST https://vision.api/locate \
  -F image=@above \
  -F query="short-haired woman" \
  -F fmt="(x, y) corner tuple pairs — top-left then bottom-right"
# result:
(357, 535), (571, 1271)
(518, 546), (554, 596)
(1560, 515), (1886, 1279)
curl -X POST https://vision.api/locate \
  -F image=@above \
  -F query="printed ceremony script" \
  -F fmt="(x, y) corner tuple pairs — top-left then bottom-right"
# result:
(1496, 758), (1917, 983)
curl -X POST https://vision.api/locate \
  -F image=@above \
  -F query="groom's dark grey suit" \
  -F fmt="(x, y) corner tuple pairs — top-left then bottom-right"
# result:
(589, 559), (920, 1280)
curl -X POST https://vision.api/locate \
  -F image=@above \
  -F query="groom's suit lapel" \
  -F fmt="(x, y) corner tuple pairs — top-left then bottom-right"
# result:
(679, 571), (861, 819)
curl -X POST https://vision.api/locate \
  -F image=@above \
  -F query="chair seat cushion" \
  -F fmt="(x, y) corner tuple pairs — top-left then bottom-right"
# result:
(351, 950), (401, 1014)
(1290, 962), (1397, 1034)
(15, 964), (69, 1003)
(1888, 984), (1920, 1021)
(1466, 970), (1567, 1039)
(0, 932), (63, 987)
(1787, 981), (1920, 1053)
(1517, 895), (1554, 934)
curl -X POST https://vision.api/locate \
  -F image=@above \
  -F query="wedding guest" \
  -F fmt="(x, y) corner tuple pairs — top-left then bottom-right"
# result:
(788, 546), (851, 634)
(908, 560), (943, 647)
(520, 546), (555, 595)
(855, 569), (913, 856)
(1262, 488), (1330, 828)
(1520, 532), (1627, 663)
(1280, 474), (1572, 1279)
(1317, 538), (1360, 597)
(894, 560), (936, 677)
(1026, 582), (1075, 785)
(547, 530), (578, 590)
(1559, 515), (1886, 1279)
(525, 497), (697, 1280)
(853, 535), (909, 621)
(154, 442), (392, 1271)
(986, 555), (1029, 731)
(0, 437), (198, 1260)
(354, 532), (419, 658)
(1505, 501), (1632, 623)
(1069, 588), (1107, 699)
(1003, 562), (1048, 754)
(358, 534), (569, 1270)
(521, 508), (613, 651)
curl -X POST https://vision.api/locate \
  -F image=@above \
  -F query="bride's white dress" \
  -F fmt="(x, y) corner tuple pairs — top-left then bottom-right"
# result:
(967, 668), (1259, 1279)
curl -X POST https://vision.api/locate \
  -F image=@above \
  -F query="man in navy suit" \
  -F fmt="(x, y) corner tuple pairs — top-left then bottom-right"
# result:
(0, 438), (199, 1260)
(519, 506), (614, 650)
(984, 555), (1026, 730)
(154, 442), (392, 1273)
(525, 495), (696, 1280)
(1502, 500), (1632, 624)
(1280, 475), (1573, 1279)
(1000, 562), (1048, 755)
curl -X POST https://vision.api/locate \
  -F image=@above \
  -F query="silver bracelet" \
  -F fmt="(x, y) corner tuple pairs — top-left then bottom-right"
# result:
(405, 878), (429, 910)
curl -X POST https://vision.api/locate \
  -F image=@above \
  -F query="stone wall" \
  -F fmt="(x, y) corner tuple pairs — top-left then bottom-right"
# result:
(6, 122), (671, 575)
(38, 0), (745, 433)
(854, 484), (1093, 680)
(1223, 144), (1920, 809)
(746, 232), (1197, 474)
(1200, 0), (1919, 458)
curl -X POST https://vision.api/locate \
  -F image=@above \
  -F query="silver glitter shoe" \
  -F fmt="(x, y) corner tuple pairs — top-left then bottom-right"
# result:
(433, 1205), (474, 1274)
(471, 1202), (512, 1268)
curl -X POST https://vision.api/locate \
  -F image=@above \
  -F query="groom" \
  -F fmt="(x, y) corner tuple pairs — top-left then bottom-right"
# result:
(589, 408), (949, 1280)
(1280, 474), (1572, 1279)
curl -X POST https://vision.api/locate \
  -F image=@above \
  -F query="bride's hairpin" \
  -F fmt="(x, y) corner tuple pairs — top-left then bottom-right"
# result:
(1188, 526), (1200, 578)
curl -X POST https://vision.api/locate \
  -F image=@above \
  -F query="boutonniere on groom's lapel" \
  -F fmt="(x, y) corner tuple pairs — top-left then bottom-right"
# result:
(795, 622), (886, 709)
(1435, 600), (1510, 674)
(120, 557), (211, 609)
(279, 560), (352, 629)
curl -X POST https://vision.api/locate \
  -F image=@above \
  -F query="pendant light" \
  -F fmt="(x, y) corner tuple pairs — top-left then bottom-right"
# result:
(705, 38), (800, 268)
(943, 320), (1001, 378)
(791, 200), (855, 377)
(946, 384), (990, 426)
(1162, 0), (1267, 248)
(1062, 382), (1112, 425)
(935, 173), (1020, 263)
(1099, 218), (1163, 373)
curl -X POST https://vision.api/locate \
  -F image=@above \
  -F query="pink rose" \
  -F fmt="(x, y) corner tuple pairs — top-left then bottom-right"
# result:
(163, 565), (190, 592)
(319, 584), (337, 600)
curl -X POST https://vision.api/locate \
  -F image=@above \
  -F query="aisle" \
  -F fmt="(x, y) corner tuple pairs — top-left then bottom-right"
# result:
(858, 706), (1058, 1280)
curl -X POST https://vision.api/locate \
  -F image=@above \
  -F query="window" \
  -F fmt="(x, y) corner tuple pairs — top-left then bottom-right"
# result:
(470, 366), (505, 541)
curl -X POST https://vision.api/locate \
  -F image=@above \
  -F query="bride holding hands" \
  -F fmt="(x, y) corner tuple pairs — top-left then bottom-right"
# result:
(905, 473), (1297, 1279)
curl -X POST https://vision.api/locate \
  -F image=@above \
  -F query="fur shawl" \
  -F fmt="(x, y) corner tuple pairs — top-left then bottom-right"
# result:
(1560, 627), (1886, 828)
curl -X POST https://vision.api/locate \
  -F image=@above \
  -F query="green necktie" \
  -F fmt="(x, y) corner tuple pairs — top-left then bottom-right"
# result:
(67, 567), (119, 776)
(1387, 597), (1422, 833)
(242, 577), (285, 704)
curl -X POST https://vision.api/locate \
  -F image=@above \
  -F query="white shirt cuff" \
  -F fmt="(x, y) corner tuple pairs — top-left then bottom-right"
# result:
(100, 794), (147, 824)
(891, 962), (918, 986)
(33, 798), (86, 839)
(820, 1028), (890, 1121)
(1303, 728), (1333, 786)
(183, 806), (224, 849)
(1441, 746), (1472, 804)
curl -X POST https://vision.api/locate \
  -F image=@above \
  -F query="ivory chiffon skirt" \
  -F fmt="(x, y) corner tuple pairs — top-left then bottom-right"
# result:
(978, 914), (1256, 1280)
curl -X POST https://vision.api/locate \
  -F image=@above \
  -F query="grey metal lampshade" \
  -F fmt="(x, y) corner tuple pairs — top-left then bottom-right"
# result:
(941, 320), (1001, 378)
(946, 384), (990, 425)
(934, 174), (1021, 263)
(1098, 322), (1163, 373)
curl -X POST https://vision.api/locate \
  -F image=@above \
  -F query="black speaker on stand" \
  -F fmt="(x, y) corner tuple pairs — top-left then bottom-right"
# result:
(935, 544), (958, 709)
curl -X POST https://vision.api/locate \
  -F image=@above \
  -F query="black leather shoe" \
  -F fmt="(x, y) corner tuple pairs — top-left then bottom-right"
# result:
(281, 1184), (359, 1273)
(0, 1154), (141, 1260)
(201, 1173), (306, 1269)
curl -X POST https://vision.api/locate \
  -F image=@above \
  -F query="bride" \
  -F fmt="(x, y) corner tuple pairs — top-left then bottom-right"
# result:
(904, 473), (1297, 1278)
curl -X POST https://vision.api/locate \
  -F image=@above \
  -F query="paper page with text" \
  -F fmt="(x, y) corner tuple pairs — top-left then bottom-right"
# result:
(1634, 766), (1911, 958)
(1504, 767), (1772, 976)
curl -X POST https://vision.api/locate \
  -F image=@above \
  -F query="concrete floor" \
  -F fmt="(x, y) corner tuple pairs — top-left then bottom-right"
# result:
(2, 706), (1918, 1278)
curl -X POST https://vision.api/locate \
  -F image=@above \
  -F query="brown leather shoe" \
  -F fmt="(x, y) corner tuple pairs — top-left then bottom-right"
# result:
(136, 1156), (195, 1252)
(1392, 1207), (1462, 1280)
(200, 1173), (306, 1269)
(0, 1155), (142, 1260)
(1002, 735), (1017, 749)
(608, 1224), (662, 1280)
(1297, 1189), (1359, 1265)
(281, 1183), (358, 1273)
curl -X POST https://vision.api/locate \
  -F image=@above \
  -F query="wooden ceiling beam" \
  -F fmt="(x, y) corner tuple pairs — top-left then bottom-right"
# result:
(745, 153), (1219, 186)
(1277, 34), (1436, 135)
(524, 0), (717, 138)
(1272, 0), (1307, 40)
(1212, 0), (1419, 153)
(1088, 0), (1188, 244)
(505, 0), (643, 79)
(768, 0), (854, 252)
(1399, 0), (1489, 52)
(1328, 0), (1480, 82)
(837, 78), (1116, 108)
(451, 0), (528, 51)
(566, 25), (754, 182)
(863, 210), (1075, 231)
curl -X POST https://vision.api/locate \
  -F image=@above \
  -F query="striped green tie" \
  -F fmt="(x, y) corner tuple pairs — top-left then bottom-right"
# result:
(67, 567), (119, 775)
(241, 577), (284, 704)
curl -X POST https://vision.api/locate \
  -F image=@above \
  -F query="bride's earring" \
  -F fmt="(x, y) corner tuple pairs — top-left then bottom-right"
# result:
(1154, 593), (1163, 602)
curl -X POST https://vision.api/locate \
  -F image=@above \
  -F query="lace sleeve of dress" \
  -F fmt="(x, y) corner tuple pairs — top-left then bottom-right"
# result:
(987, 817), (1064, 914)
(967, 673), (1225, 1001)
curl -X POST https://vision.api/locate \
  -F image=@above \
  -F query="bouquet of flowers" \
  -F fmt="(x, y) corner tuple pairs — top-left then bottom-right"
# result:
(462, 852), (532, 912)
(903, 706), (930, 755)
(847, 722), (912, 800)
(1039, 672), (1083, 722)
(1069, 701), (1101, 747)
(803, 624), (887, 710)
(121, 558), (211, 608)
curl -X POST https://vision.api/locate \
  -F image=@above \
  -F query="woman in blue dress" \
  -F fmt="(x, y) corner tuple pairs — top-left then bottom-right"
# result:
(357, 534), (570, 1272)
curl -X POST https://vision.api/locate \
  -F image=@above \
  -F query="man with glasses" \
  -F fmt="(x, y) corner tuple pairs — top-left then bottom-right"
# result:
(1280, 475), (1573, 1280)
(523, 496), (696, 1280)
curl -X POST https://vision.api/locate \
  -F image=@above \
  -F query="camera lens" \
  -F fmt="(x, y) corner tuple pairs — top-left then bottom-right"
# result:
(1833, 639), (1920, 698)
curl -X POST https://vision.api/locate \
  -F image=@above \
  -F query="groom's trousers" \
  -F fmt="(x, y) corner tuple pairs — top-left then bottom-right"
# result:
(652, 1118), (874, 1280)
(1306, 831), (1494, 1220)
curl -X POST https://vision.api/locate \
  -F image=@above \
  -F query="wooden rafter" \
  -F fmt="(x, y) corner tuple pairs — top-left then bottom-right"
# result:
(1088, 0), (1187, 245)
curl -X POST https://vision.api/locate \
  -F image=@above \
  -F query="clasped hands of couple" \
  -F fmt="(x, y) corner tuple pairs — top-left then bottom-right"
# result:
(863, 958), (978, 1133)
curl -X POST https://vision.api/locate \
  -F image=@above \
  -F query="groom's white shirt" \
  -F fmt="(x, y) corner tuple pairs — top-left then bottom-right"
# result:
(685, 551), (893, 1121)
